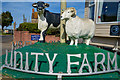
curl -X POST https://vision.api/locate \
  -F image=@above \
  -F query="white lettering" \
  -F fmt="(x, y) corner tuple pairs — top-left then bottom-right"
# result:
(94, 53), (105, 72)
(14, 51), (23, 70)
(45, 53), (58, 73)
(107, 52), (117, 70)
(5, 50), (10, 66)
(31, 52), (44, 72)
(10, 50), (13, 67)
(67, 54), (81, 74)
(25, 52), (29, 71)
(79, 54), (92, 73)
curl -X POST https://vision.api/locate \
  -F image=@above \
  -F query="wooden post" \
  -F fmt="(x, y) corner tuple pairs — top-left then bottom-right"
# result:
(13, 22), (16, 42)
(84, 0), (89, 19)
(13, 22), (16, 31)
(60, 0), (66, 43)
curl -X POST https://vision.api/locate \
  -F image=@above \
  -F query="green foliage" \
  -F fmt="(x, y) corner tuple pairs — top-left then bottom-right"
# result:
(17, 23), (40, 33)
(46, 28), (60, 37)
(1, 11), (13, 30)
(17, 23), (60, 36)
(0, 33), (12, 35)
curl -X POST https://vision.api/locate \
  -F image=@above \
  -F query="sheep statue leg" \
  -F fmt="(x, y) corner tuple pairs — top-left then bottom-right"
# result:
(84, 38), (91, 45)
(70, 39), (74, 45)
(75, 39), (78, 46)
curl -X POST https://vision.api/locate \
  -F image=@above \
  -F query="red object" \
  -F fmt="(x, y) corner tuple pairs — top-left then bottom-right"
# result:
(98, 16), (101, 18)
(32, 8), (34, 13)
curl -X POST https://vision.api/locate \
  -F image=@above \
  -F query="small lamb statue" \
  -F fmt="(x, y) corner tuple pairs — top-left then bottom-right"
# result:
(61, 7), (95, 46)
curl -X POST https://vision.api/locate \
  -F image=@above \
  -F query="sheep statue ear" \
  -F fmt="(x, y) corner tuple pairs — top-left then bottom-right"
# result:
(71, 7), (76, 17)
(32, 3), (38, 8)
(44, 3), (49, 8)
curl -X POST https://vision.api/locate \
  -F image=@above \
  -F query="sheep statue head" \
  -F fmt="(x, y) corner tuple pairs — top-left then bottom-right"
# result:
(61, 7), (76, 20)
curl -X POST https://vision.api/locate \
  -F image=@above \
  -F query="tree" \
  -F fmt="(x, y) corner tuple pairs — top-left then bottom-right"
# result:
(1, 11), (13, 30)
(0, 14), (2, 26)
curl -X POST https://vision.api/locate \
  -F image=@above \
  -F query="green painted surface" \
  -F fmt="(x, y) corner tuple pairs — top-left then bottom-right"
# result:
(1, 42), (120, 79)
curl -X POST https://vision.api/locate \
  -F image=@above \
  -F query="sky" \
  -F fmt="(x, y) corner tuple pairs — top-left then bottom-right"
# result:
(2, 0), (85, 2)
(2, 0), (120, 2)
(2, 1), (85, 29)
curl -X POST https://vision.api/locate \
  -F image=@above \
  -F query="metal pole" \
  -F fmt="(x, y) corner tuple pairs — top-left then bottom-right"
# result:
(60, 0), (66, 43)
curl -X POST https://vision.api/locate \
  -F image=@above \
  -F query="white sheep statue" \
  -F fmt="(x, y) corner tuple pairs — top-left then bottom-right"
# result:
(61, 7), (95, 46)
